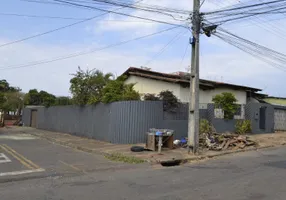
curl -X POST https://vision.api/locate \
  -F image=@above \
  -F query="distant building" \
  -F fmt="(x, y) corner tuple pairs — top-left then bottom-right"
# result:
(263, 96), (286, 106)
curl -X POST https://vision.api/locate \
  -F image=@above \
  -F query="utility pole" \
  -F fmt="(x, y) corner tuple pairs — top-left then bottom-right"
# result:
(188, 0), (201, 153)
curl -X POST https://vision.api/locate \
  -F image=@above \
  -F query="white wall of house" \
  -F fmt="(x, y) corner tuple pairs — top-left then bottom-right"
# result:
(125, 75), (247, 105)
(125, 76), (181, 98)
(180, 87), (247, 104)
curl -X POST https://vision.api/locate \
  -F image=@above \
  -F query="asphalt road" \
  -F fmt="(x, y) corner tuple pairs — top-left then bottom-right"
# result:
(0, 129), (142, 182)
(1, 130), (286, 199)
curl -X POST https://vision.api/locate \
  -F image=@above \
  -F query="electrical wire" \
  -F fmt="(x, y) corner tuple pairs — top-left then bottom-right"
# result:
(62, 0), (190, 15)
(204, 0), (286, 15)
(203, 0), (286, 25)
(74, 0), (189, 21)
(0, 12), (169, 23)
(25, 0), (190, 17)
(179, 42), (190, 69)
(0, 12), (86, 20)
(213, 28), (286, 72)
(216, 33), (286, 72)
(0, 26), (182, 71)
(200, 0), (206, 8)
(0, 0), (185, 48)
(0, 3), (135, 48)
(51, 0), (189, 26)
(143, 30), (187, 66)
(205, 0), (286, 40)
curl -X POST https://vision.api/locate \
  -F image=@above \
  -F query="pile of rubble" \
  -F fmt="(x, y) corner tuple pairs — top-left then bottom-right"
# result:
(200, 133), (257, 151)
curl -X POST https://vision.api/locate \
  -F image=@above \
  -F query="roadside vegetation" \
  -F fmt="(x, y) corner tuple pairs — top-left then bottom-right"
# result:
(105, 153), (145, 164)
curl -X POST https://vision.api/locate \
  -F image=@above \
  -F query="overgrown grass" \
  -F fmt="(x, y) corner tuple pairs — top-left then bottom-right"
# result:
(105, 153), (145, 164)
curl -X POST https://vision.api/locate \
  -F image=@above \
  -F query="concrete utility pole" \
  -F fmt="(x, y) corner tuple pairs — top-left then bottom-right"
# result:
(188, 0), (201, 153)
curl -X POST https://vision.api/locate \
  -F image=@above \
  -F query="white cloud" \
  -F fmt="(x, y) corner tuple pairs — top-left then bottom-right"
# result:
(90, 0), (192, 35)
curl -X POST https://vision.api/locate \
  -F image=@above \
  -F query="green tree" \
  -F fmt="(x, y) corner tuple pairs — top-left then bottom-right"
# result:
(0, 80), (23, 115)
(70, 67), (113, 105)
(39, 90), (56, 107)
(212, 92), (238, 119)
(25, 89), (57, 107)
(102, 76), (140, 103)
(143, 94), (160, 101)
(55, 96), (72, 106)
(0, 93), (6, 110)
(0, 80), (19, 93)
(158, 90), (179, 111)
(25, 89), (41, 105)
(0, 80), (9, 92)
(2, 92), (24, 115)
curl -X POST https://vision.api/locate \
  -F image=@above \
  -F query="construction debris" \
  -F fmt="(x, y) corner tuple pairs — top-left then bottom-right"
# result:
(200, 133), (257, 151)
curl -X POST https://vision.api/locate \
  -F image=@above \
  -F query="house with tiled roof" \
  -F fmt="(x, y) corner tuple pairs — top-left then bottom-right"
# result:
(123, 67), (262, 107)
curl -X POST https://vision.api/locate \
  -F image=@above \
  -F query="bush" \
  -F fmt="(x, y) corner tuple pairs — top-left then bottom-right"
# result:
(212, 92), (238, 119)
(199, 119), (212, 135)
(143, 94), (160, 101)
(235, 120), (251, 134)
(102, 76), (140, 103)
(158, 90), (179, 111)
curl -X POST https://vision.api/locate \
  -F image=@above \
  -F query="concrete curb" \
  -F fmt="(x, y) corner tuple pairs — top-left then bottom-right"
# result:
(30, 132), (278, 165)
(174, 145), (275, 164)
(28, 133), (146, 161)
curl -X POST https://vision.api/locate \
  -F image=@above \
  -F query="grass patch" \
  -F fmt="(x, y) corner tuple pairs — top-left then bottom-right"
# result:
(105, 153), (145, 164)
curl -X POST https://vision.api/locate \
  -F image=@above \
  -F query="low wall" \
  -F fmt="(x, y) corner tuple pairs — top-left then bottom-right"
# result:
(212, 119), (237, 133)
(245, 103), (274, 134)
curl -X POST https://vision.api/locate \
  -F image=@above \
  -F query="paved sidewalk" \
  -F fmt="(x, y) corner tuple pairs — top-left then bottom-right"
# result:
(3, 127), (286, 164)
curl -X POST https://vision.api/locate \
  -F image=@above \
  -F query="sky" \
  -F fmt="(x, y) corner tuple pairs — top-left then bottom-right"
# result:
(0, 0), (286, 97)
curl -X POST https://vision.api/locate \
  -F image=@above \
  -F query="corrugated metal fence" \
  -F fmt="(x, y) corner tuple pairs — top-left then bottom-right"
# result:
(22, 101), (275, 144)
(23, 101), (165, 144)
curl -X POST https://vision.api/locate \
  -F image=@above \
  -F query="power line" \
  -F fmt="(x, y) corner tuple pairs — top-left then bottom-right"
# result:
(213, 28), (286, 72)
(0, 12), (86, 20)
(51, 0), (189, 26)
(206, 0), (286, 40)
(25, 0), (190, 19)
(204, 0), (286, 15)
(59, 0), (190, 15)
(0, 26), (182, 71)
(0, 4), (130, 48)
(0, 0), (183, 48)
(203, 0), (286, 26)
(144, 30), (187, 66)
(74, 0), (189, 20)
(0, 12), (163, 23)
(200, 0), (206, 8)
(179, 41), (190, 69)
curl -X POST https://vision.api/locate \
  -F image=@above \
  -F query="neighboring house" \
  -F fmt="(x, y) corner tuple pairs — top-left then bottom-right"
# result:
(263, 96), (286, 106)
(123, 67), (262, 107)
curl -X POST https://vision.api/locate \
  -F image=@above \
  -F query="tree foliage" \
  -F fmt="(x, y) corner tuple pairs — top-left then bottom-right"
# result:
(55, 96), (73, 106)
(158, 90), (179, 111)
(101, 76), (140, 103)
(0, 80), (19, 92)
(0, 80), (23, 115)
(212, 92), (238, 119)
(143, 94), (160, 101)
(25, 89), (70, 107)
(70, 67), (113, 105)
